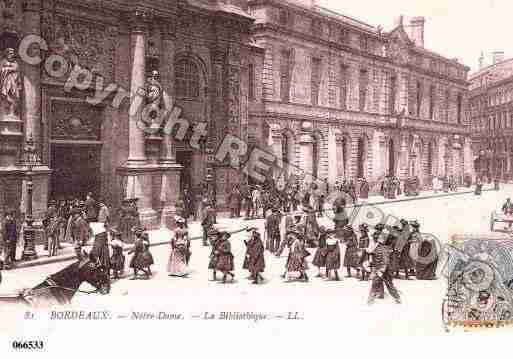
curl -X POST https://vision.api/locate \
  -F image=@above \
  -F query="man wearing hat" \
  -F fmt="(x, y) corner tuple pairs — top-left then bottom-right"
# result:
(396, 220), (417, 279)
(303, 204), (319, 248)
(110, 230), (125, 279)
(118, 199), (132, 243)
(412, 221), (437, 280)
(243, 227), (265, 284)
(43, 201), (58, 251)
(332, 192), (348, 230)
(276, 211), (303, 257)
(44, 205), (62, 257)
(208, 228), (222, 280)
(85, 192), (98, 223)
(91, 221), (114, 283)
(387, 224), (403, 278)
(97, 199), (110, 224)
(201, 199), (215, 247)
(214, 231), (235, 283)
(367, 230), (401, 305)
(2, 209), (18, 269)
(70, 207), (90, 260)
(265, 207), (281, 254)
(251, 185), (262, 219)
(357, 223), (370, 281)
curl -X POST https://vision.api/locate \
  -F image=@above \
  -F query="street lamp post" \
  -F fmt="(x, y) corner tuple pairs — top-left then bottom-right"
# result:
(21, 135), (40, 261)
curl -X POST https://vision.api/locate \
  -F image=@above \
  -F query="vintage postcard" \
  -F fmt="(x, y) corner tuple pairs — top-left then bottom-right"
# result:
(1, 0), (513, 356)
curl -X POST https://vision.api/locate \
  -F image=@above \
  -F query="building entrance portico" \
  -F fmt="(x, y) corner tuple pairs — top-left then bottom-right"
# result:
(50, 143), (101, 200)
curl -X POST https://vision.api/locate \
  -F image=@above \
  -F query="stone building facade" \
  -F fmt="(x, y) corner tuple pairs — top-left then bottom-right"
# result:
(247, 0), (473, 191)
(469, 53), (513, 181)
(0, 0), (264, 227)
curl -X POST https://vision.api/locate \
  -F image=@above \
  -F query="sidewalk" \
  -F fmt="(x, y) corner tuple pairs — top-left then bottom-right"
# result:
(9, 184), (494, 270)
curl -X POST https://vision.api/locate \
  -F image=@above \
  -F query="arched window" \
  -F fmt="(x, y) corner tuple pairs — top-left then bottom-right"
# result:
(281, 133), (292, 176)
(427, 142), (434, 176)
(357, 137), (366, 178)
(312, 134), (321, 179)
(175, 59), (200, 99)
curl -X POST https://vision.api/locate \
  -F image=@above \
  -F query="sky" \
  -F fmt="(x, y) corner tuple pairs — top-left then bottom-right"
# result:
(319, 0), (511, 73)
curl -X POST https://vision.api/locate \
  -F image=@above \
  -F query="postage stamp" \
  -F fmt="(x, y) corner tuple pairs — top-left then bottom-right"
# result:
(443, 234), (513, 329)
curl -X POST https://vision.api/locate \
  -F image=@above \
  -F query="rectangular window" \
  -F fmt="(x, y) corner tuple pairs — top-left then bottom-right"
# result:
(389, 75), (396, 114)
(280, 49), (291, 102)
(279, 9), (289, 26)
(339, 64), (348, 110)
(457, 94), (462, 124)
(445, 89), (450, 122)
(311, 57), (321, 106)
(359, 69), (368, 112)
(429, 85), (435, 119)
(372, 69), (379, 112)
(416, 80), (423, 117)
(248, 63), (255, 100)
(311, 20), (322, 38)
(340, 28), (349, 44)
(360, 35), (368, 52)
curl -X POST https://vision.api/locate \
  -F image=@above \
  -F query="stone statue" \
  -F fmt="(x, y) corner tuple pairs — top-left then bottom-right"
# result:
(142, 70), (164, 134)
(0, 48), (22, 117)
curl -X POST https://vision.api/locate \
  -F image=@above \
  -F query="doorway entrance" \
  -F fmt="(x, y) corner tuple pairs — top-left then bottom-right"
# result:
(176, 150), (193, 192)
(50, 144), (102, 200)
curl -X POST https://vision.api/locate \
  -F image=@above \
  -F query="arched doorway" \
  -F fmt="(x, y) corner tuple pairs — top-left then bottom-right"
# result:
(312, 133), (321, 180)
(356, 137), (367, 179)
(174, 56), (207, 193)
(427, 142), (434, 178)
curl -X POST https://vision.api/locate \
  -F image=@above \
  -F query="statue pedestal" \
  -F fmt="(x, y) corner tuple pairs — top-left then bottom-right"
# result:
(0, 113), (23, 168)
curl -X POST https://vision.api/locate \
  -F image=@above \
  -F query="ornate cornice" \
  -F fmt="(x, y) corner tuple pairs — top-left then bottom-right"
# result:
(123, 9), (154, 33)
(22, 0), (41, 12)
(251, 24), (468, 86)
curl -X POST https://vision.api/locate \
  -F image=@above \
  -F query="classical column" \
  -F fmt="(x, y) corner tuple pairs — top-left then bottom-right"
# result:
(126, 12), (149, 166)
(328, 128), (343, 185)
(269, 124), (283, 177)
(399, 133), (409, 179)
(22, 0), (42, 154)
(299, 132), (313, 182)
(160, 20), (176, 165)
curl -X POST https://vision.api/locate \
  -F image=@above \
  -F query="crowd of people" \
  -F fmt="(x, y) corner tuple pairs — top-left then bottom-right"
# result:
(0, 172), (489, 297)
(163, 197), (437, 305)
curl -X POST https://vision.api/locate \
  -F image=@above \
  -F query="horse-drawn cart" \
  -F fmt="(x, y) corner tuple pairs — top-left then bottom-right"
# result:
(489, 210), (513, 232)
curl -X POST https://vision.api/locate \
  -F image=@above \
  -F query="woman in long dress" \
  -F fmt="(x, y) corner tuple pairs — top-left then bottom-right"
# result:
(282, 231), (310, 282)
(312, 227), (328, 277)
(167, 216), (190, 277)
(342, 225), (359, 278)
(325, 234), (341, 281)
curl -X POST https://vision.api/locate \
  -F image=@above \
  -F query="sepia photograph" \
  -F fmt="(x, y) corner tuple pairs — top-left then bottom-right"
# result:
(1, 0), (513, 356)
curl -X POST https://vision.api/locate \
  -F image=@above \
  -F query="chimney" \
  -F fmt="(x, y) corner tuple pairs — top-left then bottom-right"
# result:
(396, 15), (404, 28)
(478, 52), (485, 69)
(408, 16), (425, 48)
(290, 0), (317, 7)
(493, 51), (505, 65)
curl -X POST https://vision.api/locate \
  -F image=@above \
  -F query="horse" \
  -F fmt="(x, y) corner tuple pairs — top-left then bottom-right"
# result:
(0, 252), (110, 308)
